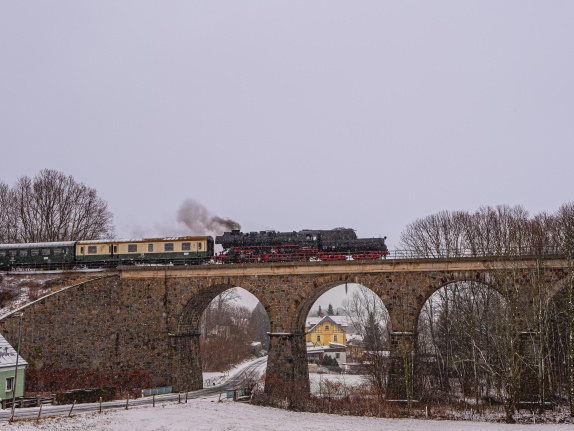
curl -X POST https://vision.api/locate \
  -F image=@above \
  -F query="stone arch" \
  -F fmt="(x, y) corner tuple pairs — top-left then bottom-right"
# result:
(290, 275), (389, 335)
(412, 271), (502, 335)
(171, 279), (271, 392)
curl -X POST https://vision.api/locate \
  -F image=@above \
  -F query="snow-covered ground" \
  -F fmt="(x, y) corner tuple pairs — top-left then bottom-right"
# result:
(7, 396), (573, 431)
(309, 371), (366, 396)
(2, 358), (572, 429)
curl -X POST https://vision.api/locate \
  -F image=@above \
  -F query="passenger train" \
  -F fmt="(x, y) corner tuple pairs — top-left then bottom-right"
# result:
(0, 228), (387, 270)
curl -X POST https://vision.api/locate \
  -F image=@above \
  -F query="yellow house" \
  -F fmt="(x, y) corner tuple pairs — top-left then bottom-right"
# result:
(305, 315), (348, 347)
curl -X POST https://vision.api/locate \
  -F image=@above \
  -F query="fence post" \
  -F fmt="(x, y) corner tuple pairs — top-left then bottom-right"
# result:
(185, 392), (188, 403)
(125, 394), (129, 410)
(153, 394), (155, 407)
(69, 400), (76, 417)
(37, 402), (43, 421)
(99, 397), (102, 413)
(178, 393), (181, 404)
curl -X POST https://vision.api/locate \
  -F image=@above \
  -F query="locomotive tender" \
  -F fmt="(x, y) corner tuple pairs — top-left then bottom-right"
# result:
(0, 228), (387, 270)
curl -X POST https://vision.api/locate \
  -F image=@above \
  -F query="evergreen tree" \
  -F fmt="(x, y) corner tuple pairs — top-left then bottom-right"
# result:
(364, 311), (383, 351)
(247, 302), (270, 350)
(327, 303), (335, 315)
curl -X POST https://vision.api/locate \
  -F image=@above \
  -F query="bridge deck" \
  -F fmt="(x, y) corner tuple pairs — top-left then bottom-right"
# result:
(119, 257), (570, 278)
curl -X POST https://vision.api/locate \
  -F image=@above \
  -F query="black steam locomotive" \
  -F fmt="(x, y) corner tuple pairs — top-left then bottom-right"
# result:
(214, 228), (388, 263)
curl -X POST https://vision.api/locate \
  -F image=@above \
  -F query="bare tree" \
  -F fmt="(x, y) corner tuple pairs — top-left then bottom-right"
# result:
(342, 285), (390, 401)
(0, 181), (13, 242)
(200, 288), (259, 371)
(3, 169), (114, 242)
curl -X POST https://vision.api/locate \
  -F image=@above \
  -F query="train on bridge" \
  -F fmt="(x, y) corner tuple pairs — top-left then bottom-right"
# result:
(0, 228), (388, 270)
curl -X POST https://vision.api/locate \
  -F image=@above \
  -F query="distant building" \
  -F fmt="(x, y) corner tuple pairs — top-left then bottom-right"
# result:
(307, 343), (347, 364)
(305, 315), (349, 347)
(0, 334), (28, 401)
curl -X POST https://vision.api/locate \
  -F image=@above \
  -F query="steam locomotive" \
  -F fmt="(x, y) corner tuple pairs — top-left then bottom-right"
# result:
(0, 228), (388, 270)
(213, 228), (388, 263)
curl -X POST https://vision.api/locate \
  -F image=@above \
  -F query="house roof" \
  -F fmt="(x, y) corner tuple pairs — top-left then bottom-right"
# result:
(306, 343), (346, 353)
(0, 334), (28, 368)
(306, 315), (350, 328)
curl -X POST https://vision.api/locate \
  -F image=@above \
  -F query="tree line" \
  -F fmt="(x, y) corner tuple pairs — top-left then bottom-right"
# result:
(320, 204), (574, 422)
(399, 203), (574, 422)
(400, 203), (574, 257)
(200, 288), (270, 372)
(0, 169), (114, 243)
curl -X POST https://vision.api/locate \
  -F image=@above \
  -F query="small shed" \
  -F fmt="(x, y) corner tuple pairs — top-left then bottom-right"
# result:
(0, 334), (28, 401)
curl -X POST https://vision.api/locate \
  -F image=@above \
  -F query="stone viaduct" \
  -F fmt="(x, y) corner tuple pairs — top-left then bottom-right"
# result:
(0, 257), (571, 401)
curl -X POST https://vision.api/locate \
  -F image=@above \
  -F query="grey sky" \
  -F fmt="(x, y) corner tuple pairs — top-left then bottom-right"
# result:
(2, 1), (573, 256)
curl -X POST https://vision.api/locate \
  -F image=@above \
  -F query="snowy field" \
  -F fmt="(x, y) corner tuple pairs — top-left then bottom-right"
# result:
(7, 396), (572, 431)
(309, 371), (366, 396)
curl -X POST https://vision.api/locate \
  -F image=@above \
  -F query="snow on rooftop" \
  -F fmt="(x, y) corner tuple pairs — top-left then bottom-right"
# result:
(78, 236), (210, 244)
(0, 333), (28, 368)
(0, 241), (76, 249)
(306, 315), (350, 328)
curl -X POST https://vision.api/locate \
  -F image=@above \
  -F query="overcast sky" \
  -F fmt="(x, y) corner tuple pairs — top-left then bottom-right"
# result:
(2, 1), (573, 257)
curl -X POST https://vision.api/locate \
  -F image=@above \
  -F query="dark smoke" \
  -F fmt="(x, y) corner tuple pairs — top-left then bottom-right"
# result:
(176, 199), (241, 236)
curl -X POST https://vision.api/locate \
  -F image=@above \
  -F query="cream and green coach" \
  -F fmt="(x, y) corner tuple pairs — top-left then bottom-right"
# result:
(75, 236), (214, 265)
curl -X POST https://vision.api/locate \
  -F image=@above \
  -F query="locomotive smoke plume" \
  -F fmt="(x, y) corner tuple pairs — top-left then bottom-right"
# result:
(176, 199), (241, 235)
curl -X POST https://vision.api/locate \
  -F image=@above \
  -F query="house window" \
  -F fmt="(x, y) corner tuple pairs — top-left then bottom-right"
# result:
(128, 244), (138, 253)
(88, 246), (97, 254)
(42, 249), (50, 256)
(20, 250), (28, 257)
(316, 335), (321, 342)
(335, 353), (340, 359)
(148, 244), (154, 252)
(164, 243), (174, 252)
(181, 242), (191, 251)
(325, 325), (329, 331)
(198, 242), (202, 251)
(334, 335), (338, 342)
(6, 376), (14, 392)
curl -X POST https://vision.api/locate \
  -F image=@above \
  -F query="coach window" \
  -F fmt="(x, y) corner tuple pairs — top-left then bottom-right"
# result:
(164, 243), (174, 252)
(31, 249), (39, 256)
(80, 247), (84, 255)
(42, 249), (50, 256)
(182, 242), (191, 251)
(20, 250), (28, 257)
(148, 244), (154, 252)
(198, 242), (202, 251)
(53, 249), (62, 256)
(128, 244), (138, 253)
(8, 250), (16, 257)
(0, 251), (5, 257)
(88, 246), (97, 254)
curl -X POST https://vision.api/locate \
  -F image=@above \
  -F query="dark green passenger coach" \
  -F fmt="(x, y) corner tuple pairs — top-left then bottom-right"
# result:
(0, 241), (76, 270)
